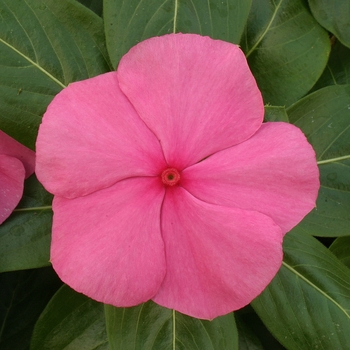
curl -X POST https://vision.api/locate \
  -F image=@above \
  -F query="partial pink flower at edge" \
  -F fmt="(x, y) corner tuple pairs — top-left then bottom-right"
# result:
(0, 130), (35, 224)
(35, 33), (320, 320)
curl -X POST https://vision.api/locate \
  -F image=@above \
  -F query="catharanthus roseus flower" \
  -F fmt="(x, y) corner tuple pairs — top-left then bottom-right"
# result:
(36, 34), (319, 320)
(0, 130), (35, 224)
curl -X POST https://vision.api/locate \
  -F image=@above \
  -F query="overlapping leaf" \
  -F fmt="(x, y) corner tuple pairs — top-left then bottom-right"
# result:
(104, 0), (251, 67)
(242, 0), (330, 106)
(288, 84), (350, 236)
(0, 0), (111, 149)
(252, 231), (350, 349)
(30, 286), (108, 350)
(105, 302), (238, 350)
(309, 0), (350, 49)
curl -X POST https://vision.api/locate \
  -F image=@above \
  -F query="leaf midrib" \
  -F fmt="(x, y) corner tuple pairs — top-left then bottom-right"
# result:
(282, 261), (350, 319)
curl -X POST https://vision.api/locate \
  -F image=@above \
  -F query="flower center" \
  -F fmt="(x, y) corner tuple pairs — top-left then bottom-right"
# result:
(161, 168), (180, 186)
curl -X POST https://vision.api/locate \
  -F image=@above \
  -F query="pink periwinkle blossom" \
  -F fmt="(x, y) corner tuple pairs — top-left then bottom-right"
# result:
(0, 130), (35, 224)
(35, 34), (319, 320)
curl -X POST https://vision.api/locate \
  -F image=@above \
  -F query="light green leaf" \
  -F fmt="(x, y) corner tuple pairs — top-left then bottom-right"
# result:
(252, 231), (350, 349)
(0, 176), (52, 272)
(264, 105), (289, 122)
(104, 0), (251, 67)
(287, 85), (350, 236)
(313, 40), (350, 90)
(308, 0), (350, 49)
(0, 0), (111, 149)
(329, 237), (350, 269)
(242, 0), (330, 106)
(105, 302), (238, 350)
(30, 285), (108, 350)
(0, 268), (61, 350)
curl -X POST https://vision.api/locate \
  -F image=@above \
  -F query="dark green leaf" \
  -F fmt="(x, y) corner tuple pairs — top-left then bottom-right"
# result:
(287, 85), (350, 236)
(104, 0), (251, 67)
(105, 301), (238, 350)
(252, 231), (350, 349)
(242, 0), (330, 106)
(0, 268), (61, 350)
(309, 0), (350, 48)
(235, 307), (285, 350)
(77, 0), (103, 16)
(264, 105), (289, 122)
(0, 175), (53, 272)
(30, 285), (108, 350)
(313, 40), (350, 90)
(329, 237), (350, 269)
(0, 0), (111, 149)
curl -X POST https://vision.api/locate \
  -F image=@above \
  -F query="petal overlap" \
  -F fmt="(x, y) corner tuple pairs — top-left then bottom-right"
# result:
(36, 72), (167, 199)
(117, 33), (264, 169)
(51, 177), (166, 306)
(153, 187), (283, 320)
(181, 122), (320, 234)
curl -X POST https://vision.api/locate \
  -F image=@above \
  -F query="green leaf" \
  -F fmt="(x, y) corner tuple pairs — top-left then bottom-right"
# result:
(77, 0), (103, 16)
(0, 268), (61, 350)
(252, 231), (350, 349)
(287, 85), (350, 236)
(242, 0), (330, 106)
(104, 0), (252, 67)
(0, 175), (53, 272)
(329, 237), (350, 269)
(264, 105), (289, 122)
(30, 285), (108, 350)
(308, 0), (350, 49)
(0, 0), (111, 149)
(105, 302), (238, 350)
(235, 307), (285, 350)
(313, 40), (350, 90)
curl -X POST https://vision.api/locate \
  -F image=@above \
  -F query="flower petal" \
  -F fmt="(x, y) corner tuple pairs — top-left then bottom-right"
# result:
(153, 187), (283, 320)
(117, 33), (264, 169)
(36, 72), (166, 199)
(182, 122), (320, 234)
(0, 155), (25, 224)
(0, 130), (35, 178)
(51, 177), (166, 306)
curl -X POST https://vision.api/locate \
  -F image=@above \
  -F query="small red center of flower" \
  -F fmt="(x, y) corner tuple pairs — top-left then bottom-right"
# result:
(161, 168), (181, 186)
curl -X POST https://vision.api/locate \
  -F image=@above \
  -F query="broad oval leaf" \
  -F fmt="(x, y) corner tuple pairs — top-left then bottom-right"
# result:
(309, 0), (350, 49)
(242, 0), (330, 106)
(30, 285), (108, 350)
(105, 302), (238, 350)
(264, 105), (289, 122)
(104, 0), (252, 67)
(0, 176), (52, 272)
(252, 231), (350, 349)
(0, 0), (111, 149)
(287, 85), (350, 237)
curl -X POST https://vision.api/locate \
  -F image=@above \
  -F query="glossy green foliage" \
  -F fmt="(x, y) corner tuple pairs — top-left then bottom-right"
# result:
(309, 0), (350, 48)
(288, 85), (350, 236)
(104, 0), (251, 67)
(0, 0), (111, 149)
(252, 231), (350, 349)
(105, 302), (238, 350)
(242, 0), (330, 106)
(30, 286), (108, 350)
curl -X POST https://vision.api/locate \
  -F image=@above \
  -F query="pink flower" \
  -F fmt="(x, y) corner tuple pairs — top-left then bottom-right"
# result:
(0, 130), (35, 224)
(36, 34), (319, 320)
